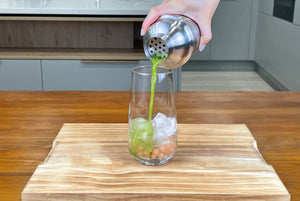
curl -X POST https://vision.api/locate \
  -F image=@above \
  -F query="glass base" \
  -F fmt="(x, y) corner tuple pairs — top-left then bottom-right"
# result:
(132, 152), (175, 166)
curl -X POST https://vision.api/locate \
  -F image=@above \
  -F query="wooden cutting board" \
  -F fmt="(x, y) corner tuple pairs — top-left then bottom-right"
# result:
(22, 124), (290, 201)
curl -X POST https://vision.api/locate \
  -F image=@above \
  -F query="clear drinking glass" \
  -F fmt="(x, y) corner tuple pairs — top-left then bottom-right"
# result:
(128, 65), (177, 165)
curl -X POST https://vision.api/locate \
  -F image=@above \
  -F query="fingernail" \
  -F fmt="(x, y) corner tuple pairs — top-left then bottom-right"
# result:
(140, 28), (144, 36)
(200, 45), (206, 52)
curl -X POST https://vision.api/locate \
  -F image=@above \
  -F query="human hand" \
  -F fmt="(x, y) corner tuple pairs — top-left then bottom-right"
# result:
(141, 0), (220, 52)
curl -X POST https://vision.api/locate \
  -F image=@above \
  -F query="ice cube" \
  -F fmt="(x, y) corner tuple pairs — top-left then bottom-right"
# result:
(152, 130), (169, 147)
(152, 112), (177, 136)
(152, 112), (177, 146)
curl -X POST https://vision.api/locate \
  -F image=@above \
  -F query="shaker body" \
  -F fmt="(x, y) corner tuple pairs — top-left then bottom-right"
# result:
(143, 15), (200, 69)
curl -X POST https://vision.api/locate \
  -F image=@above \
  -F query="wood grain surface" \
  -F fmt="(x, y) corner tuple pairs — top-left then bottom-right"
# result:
(22, 123), (289, 201)
(0, 91), (299, 201)
(0, 21), (133, 48)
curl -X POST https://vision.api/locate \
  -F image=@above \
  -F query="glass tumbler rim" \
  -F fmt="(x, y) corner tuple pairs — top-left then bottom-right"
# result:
(131, 65), (173, 76)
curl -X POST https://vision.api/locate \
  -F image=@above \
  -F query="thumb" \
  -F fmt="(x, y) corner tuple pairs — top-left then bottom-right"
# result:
(141, 7), (162, 36)
(198, 22), (212, 51)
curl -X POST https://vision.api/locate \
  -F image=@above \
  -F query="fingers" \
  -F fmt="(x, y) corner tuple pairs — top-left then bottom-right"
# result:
(141, 7), (162, 36)
(198, 21), (212, 52)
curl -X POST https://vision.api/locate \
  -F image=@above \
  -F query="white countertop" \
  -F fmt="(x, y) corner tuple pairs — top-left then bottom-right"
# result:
(0, 0), (163, 15)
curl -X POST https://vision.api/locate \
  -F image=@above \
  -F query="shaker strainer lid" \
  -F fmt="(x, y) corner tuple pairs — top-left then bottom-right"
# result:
(146, 37), (169, 58)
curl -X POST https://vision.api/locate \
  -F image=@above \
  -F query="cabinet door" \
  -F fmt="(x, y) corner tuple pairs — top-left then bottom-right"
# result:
(41, 60), (137, 91)
(0, 60), (42, 90)
(210, 0), (252, 60)
(294, 0), (300, 26)
(190, 43), (210, 61)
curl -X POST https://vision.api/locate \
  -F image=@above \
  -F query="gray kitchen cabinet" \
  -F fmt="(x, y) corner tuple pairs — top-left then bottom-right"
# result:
(210, 0), (252, 60)
(42, 60), (181, 91)
(41, 60), (137, 91)
(0, 60), (42, 90)
(190, 43), (210, 60)
(259, 0), (274, 15)
(294, 0), (300, 26)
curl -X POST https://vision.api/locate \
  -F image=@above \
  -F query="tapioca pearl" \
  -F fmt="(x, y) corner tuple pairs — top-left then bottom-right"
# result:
(142, 151), (149, 158)
(137, 152), (143, 158)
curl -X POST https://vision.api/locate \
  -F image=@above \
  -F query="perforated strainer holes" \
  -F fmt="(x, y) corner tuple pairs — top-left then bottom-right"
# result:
(147, 37), (168, 58)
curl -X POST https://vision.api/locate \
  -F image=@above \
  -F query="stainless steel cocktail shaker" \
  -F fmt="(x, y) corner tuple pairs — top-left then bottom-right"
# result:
(143, 15), (200, 69)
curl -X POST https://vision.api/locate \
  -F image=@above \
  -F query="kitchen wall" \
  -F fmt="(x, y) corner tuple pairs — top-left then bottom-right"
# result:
(255, 0), (300, 91)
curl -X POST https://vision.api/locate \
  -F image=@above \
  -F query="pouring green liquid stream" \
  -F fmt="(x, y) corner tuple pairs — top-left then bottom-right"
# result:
(148, 54), (167, 121)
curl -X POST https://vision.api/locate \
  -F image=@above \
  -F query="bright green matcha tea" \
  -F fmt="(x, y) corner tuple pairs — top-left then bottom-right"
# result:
(129, 54), (167, 157)
(148, 54), (167, 121)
